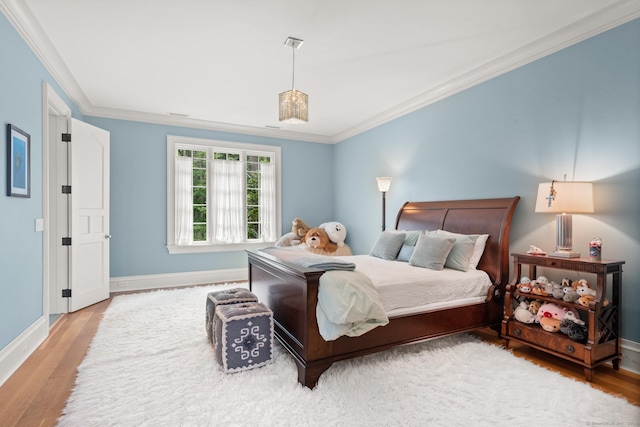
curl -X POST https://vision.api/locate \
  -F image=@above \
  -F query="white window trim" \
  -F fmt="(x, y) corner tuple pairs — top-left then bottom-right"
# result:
(166, 135), (282, 254)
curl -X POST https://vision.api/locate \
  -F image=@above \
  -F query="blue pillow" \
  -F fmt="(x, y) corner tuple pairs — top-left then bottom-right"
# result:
(444, 235), (477, 272)
(369, 231), (406, 260)
(409, 234), (455, 270)
(396, 230), (422, 262)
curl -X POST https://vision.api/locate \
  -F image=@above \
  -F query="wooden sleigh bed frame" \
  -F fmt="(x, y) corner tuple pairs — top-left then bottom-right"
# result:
(247, 197), (520, 388)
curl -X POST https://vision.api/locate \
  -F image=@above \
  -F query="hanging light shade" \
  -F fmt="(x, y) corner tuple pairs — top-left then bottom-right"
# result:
(279, 37), (308, 124)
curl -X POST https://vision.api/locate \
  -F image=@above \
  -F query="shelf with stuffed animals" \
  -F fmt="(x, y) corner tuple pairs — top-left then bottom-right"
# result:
(501, 252), (625, 382)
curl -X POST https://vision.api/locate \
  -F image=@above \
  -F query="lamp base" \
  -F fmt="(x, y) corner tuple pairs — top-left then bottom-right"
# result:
(550, 250), (581, 258)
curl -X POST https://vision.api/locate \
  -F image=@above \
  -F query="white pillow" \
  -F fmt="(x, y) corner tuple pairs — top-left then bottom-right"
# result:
(434, 230), (489, 270)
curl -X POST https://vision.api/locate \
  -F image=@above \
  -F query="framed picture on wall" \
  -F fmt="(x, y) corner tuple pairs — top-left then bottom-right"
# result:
(6, 124), (31, 198)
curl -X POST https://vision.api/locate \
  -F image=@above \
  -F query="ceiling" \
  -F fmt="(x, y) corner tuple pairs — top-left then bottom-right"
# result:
(3, 0), (640, 143)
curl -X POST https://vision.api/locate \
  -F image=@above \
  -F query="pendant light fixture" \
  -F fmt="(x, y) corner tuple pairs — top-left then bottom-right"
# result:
(279, 37), (308, 124)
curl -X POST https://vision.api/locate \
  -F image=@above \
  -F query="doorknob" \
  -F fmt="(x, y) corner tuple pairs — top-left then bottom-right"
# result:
(105, 234), (112, 239)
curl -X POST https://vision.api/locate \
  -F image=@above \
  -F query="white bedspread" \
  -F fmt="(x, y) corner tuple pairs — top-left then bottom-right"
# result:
(334, 255), (492, 312)
(316, 270), (389, 341)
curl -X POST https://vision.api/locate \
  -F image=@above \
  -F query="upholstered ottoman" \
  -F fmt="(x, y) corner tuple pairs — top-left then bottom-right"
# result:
(205, 288), (257, 345)
(213, 302), (274, 373)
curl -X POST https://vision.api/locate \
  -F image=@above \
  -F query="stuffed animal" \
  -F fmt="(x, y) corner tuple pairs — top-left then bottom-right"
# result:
(274, 232), (301, 247)
(531, 280), (548, 297)
(536, 302), (569, 323)
(319, 222), (347, 247)
(292, 218), (311, 240)
(517, 277), (532, 293)
(550, 281), (565, 300)
(563, 311), (585, 326)
(537, 276), (549, 286)
(540, 315), (562, 333)
(562, 286), (579, 303)
(576, 285), (596, 298)
(578, 295), (595, 307)
(514, 301), (536, 323)
(274, 218), (313, 247)
(560, 318), (588, 342)
(301, 227), (338, 252)
(528, 300), (543, 316)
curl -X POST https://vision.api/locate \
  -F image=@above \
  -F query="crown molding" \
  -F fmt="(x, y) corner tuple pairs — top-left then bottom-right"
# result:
(85, 106), (334, 144)
(1, 0), (93, 111)
(3, 0), (639, 145)
(332, 0), (640, 143)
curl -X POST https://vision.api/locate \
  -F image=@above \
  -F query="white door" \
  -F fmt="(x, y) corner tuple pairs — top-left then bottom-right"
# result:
(68, 118), (110, 312)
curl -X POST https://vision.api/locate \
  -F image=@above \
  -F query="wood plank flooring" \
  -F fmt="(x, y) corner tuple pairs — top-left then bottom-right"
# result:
(0, 296), (637, 427)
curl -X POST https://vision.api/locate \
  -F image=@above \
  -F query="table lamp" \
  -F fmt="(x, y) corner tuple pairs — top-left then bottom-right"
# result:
(535, 180), (593, 258)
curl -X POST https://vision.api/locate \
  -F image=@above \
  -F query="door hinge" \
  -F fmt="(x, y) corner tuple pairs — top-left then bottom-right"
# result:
(61, 185), (71, 194)
(61, 133), (71, 142)
(62, 237), (72, 246)
(62, 289), (72, 298)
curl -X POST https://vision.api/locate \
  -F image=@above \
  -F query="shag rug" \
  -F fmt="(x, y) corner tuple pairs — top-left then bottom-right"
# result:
(58, 284), (639, 427)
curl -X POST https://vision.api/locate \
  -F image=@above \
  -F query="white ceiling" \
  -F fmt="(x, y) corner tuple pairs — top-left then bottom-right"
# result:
(3, 0), (640, 143)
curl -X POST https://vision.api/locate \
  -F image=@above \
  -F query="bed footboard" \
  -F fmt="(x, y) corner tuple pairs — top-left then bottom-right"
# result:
(247, 250), (335, 387)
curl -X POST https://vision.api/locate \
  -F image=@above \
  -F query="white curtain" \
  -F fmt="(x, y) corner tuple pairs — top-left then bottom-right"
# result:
(212, 160), (244, 243)
(175, 155), (193, 245)
(259, 163), (276, 241)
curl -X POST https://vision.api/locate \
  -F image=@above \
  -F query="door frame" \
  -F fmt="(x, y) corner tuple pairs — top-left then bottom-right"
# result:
(42, 82), (72, 323)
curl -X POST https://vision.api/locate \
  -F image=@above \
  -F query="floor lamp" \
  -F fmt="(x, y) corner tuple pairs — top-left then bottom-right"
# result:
(376, 177), (392, 231)
(535, 180), (594, 258)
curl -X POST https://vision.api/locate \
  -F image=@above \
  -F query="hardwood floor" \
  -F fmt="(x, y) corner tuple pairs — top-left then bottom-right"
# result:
(0, 297), (638, 427)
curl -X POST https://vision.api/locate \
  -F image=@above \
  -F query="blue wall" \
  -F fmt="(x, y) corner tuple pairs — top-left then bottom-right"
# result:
(1, 8), (638, 354)
(83, 117), (335, 277)
(334, 20), (640, 341)
(0, 12), (82, 349)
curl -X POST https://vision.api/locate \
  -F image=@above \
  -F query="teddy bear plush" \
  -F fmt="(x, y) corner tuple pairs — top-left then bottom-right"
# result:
(301, 227), (338, 254)
(292, 218), (311, 239)
(274, 218), (312, 247)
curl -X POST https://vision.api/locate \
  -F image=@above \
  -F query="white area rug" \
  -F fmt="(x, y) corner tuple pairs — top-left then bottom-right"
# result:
(58, 284), (639, 427)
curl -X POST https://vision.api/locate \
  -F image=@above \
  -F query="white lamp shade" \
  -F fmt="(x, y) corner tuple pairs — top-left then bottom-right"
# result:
(376, 177), (392, 193)
(535, 181), (594, 214)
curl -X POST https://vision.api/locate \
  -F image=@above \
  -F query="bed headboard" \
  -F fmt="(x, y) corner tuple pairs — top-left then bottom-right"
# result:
(395, 197), (520, 286)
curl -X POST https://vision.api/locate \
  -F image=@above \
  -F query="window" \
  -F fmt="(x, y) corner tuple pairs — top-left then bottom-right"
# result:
(167, 136), (281, 254)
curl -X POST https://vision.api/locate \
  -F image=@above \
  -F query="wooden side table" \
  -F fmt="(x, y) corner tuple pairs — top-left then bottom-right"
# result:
(502, 253), (624, 381)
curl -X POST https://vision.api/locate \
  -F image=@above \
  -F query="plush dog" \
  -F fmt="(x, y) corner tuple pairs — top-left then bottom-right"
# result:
(301, 227), (338, 252)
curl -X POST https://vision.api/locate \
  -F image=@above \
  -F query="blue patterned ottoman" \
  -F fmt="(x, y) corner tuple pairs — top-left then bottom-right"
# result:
(205, 288), (257, 346)
(213, 302), (274, 373)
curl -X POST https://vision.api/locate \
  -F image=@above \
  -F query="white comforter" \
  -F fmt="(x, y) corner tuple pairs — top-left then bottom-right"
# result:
(316, 270), (389, 341)
(336, 255), (492, 312)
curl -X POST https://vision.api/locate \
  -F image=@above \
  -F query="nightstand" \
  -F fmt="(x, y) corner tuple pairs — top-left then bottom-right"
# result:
(502, 253), (624, 381)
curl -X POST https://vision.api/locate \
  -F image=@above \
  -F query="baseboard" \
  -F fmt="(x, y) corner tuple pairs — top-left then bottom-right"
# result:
(0, 316), (48, 387)
(619, 338), (640, 375)
(109, 268), (248, 293)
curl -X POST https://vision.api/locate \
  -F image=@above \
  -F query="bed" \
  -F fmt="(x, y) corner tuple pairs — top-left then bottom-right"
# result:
(247, 197), (520, 388)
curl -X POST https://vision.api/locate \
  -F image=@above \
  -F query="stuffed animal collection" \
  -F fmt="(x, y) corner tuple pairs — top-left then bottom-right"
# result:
(274, 218), (352, 256)
(513, 275), (595, 342)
